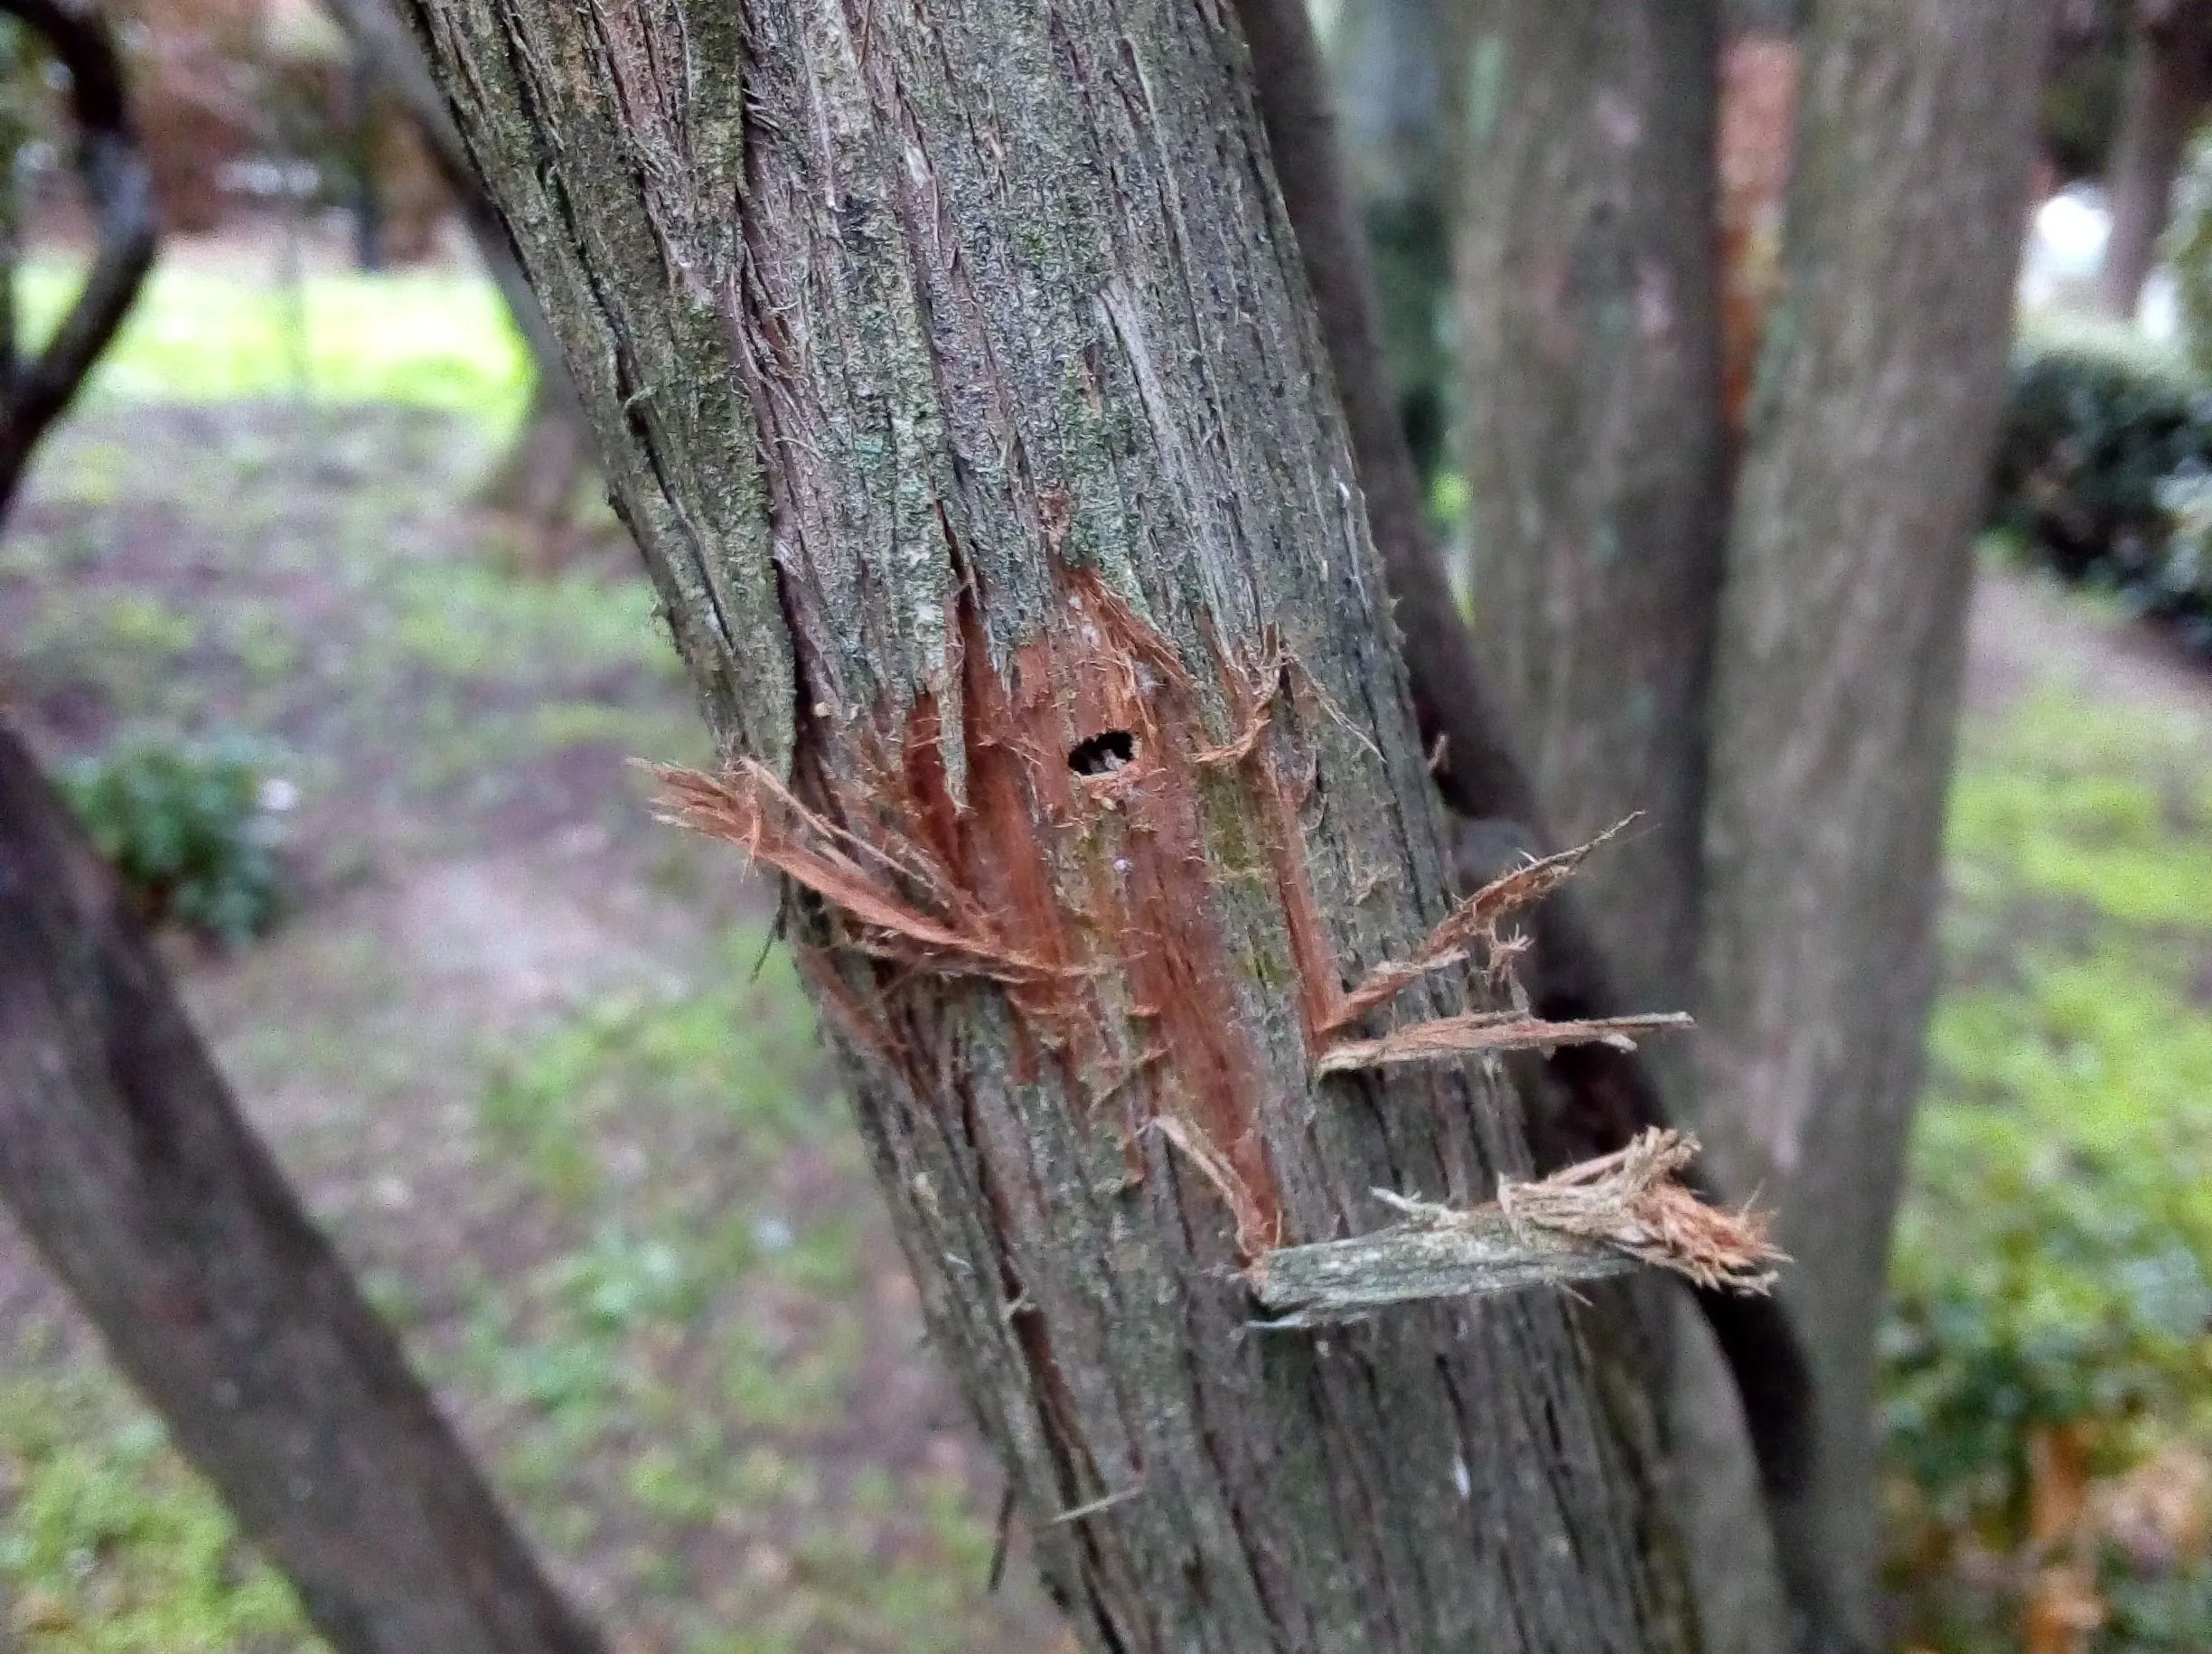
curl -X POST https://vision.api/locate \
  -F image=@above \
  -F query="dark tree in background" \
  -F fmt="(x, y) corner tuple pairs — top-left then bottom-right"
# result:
(2097, 0), (2212, 316)
(1456, 1), (2055, 1648)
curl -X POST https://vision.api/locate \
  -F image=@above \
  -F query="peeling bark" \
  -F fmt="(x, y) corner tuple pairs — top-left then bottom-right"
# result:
(1698, 3), (2056, 1647)
(401, 1), (1707, 1647)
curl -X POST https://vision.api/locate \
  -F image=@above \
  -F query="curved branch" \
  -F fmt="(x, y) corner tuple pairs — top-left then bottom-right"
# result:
(0, 0), (157, 518)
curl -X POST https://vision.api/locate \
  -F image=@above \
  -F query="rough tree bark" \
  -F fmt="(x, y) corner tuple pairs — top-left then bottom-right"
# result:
(2095, 0), (2212, 319)
(401, 1), (1713, 1647)
(1697, 2), (2055, 1647)
(0, 729), (608, 1654)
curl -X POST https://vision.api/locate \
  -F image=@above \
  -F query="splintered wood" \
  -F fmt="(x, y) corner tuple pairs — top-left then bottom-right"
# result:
(1250, 1130), (1786, 1327)
(651, 757), (1059, 982)
(1309, 818), (1688, 1067)
(649, 597), (1776, 1315)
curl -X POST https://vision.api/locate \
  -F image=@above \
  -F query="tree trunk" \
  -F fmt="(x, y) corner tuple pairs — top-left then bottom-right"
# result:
(1696, 2), (2054, 1648)
(1448, 11), (1790, 1651)
(0, 725), (607, 1654)
(478, 367), (598, 559)
(1455, 1), (1729, 1027)
(2095, 0), (2212, 320)
(401, 1), (1703, 1647)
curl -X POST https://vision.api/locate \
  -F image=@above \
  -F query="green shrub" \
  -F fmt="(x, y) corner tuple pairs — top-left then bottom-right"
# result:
(57, 729), (289, 945)
(1989, 325), (2212, 657)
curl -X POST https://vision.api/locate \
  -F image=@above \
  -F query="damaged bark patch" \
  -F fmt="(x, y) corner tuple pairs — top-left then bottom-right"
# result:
(1249, 1129), (1785, 1327)
(654, 563), (1313, 1259)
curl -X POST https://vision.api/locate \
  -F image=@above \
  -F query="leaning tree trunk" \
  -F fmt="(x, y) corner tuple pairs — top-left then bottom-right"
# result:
(1695, 2), (2054, 1649)
(0, 728), (608, 1654)
(401, 1), (1709, 1647)
(1447, 8), (1788, 1650)
(0, 7), (607, 1650)
(2095, 0), (2212, 320)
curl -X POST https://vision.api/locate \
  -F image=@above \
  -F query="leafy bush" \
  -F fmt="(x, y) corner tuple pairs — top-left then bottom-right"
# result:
(57, 728), (290, 944)
(1988, 325), (2212, 658)
(1881, 700), (2212, 1649)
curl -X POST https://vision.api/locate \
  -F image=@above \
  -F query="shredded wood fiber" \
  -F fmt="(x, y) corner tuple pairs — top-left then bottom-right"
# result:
(1249, 1130), (1785, 1327)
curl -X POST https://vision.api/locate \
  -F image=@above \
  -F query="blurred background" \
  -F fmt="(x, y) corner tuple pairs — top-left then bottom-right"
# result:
(0, 2), (2206, 1652)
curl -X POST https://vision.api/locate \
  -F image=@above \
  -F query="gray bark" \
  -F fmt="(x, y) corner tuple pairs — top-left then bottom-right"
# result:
(2095, 0), (2212, 319)
(1455, 1), (1729, 1027)
(1448, 11), (1786, 1651)
(399, 1), (1702, 1647)
(1696, 2), (2055, 1647)
(0, 726), (606, 1654)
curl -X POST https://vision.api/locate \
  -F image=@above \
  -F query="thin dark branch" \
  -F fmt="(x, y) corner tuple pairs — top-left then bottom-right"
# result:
(320, 0), (585, 430)
(0, 0), (157, 520)
(1229, 0), (1814, 1503)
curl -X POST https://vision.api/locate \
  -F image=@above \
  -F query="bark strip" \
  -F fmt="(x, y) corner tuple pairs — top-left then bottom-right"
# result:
(1253, 1129), (1783, 1327)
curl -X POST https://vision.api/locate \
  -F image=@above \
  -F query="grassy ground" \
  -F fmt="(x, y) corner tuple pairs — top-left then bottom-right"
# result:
(3, 260), (2207, 1652)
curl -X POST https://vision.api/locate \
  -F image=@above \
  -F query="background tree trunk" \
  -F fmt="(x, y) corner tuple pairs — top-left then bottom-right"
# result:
(1447, 9), (1789, 1650)
(1325, 0), (1453, 488)
(401, 1), (1703, 1647)
(318, 0), (597, 544)
(0, 725), (608, 1654)
(2095, 0), (2212, 320)
(1455, 0), (1729, 1029)
(1695, 2), (2055, 1647)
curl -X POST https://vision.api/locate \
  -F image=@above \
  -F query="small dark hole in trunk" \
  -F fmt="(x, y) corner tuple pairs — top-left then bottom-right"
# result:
(1068, 730), (1136, 775)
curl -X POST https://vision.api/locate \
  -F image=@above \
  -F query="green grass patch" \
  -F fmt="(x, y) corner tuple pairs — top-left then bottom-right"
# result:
(1884, 686), (2212, 1649)
(0, 1367), (312, 1654)
(17, 260), (530, 434)
(387, 561), (673, 684)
